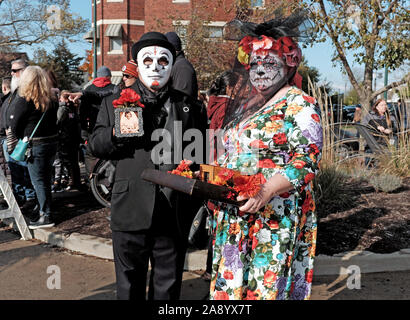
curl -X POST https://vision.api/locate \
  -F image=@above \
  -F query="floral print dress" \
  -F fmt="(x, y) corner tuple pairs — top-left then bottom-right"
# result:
(210, 87), (323, 300)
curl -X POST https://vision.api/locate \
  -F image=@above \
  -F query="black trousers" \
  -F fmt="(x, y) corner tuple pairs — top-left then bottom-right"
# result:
(112, 193), (187, 300)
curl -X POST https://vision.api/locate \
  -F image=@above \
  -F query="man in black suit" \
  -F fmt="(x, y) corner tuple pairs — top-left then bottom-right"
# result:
(89, 32), (207, 300)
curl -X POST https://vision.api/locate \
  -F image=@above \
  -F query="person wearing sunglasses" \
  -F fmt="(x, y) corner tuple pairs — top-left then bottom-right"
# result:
(120, 60), (138, 88)
(0, 59), (37, 214)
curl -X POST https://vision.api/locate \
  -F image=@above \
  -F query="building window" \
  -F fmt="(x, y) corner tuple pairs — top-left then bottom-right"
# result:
(251, 0), (264, 7)
(205, 26), (223, 39)
(110, 37), (122, 52)
(174, 25), (188, 50)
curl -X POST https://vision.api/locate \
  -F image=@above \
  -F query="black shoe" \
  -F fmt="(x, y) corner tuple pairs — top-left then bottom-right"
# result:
(20, 199), (37, 213)
(29, 214), (55, 229)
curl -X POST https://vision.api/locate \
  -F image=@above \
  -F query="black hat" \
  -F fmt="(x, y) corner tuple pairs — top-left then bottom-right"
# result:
(131, 32), (176, 64)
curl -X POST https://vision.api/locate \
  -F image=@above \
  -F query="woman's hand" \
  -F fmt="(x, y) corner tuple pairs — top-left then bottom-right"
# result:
(237, 183), (275, 213)
(237, 173), (294, 214)
(377, 126), (386, 133)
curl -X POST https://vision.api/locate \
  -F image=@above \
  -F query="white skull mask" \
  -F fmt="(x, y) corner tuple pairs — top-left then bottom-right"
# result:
(249, 51), (288, 95)
(137, 46), (173, 90)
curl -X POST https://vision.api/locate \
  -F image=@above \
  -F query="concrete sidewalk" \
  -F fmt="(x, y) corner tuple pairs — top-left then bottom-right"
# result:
(1, 227), (410, 300)
(28, 226), (410, 276)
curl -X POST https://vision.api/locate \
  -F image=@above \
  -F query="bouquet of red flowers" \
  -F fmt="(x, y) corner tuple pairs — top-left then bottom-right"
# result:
(113, 88), (145, 108)
(170, 161), (266, 201)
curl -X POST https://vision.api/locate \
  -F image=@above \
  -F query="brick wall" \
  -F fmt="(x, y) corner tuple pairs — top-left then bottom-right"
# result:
(90, 0), (293, 78)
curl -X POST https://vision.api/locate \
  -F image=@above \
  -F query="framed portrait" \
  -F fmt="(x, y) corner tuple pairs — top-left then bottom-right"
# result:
(114, 107), (144, 138)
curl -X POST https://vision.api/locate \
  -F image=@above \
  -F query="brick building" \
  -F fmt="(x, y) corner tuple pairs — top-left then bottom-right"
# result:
(83, 0), (270, 84)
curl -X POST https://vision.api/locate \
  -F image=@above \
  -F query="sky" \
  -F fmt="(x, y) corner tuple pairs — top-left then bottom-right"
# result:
(21, 0), (405, 94)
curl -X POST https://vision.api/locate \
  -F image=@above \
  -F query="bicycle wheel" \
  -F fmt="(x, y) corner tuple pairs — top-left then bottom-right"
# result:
(90, 159), (112, 208)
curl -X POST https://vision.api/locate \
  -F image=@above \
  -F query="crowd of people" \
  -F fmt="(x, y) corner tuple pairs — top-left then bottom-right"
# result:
(0, 10), (405, 301)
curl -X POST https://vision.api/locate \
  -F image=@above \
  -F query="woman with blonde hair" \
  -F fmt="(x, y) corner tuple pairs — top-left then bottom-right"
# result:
(10, 66), (58, 229)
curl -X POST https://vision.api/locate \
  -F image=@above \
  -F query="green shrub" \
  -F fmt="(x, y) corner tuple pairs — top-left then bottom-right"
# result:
(313, 165), (356, 219)
(369, 174), (402, 193)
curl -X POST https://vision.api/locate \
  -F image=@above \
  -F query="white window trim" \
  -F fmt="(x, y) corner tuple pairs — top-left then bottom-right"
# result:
(172, 20), (190, 26)
(107, 50), (124, 55)
(107, 0), (123, 2)
(172, 0), (190, 3)
(96, 19), (144, 26)
(204, 21), (227, 27)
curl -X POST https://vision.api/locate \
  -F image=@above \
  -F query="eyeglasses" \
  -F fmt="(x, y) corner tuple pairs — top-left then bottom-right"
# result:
(122, 74), (133, 79)
(11, 68), (23, 74)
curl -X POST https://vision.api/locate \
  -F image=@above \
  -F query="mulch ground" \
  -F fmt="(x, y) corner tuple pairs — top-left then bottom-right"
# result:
(13, 177), (410, 256)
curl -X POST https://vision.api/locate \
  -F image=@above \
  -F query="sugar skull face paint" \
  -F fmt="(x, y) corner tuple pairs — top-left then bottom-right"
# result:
(137, 46), (173, 90)
(249, 51), (288, 95)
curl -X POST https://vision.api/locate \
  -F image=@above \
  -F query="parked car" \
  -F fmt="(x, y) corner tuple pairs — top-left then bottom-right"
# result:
(343, 105), (358, 122)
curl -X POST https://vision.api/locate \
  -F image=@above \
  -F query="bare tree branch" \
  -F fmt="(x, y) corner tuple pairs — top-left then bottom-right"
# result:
(371, 73), (410, 99)
(317, 0), (361, 94)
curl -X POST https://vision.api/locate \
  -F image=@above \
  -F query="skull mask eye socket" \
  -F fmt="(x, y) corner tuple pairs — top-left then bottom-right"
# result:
(143, 57), (153, 66)
(158, 57), (169, 66)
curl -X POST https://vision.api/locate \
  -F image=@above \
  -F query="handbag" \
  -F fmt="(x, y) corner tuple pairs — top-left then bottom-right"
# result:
(10, 111), (47, 162)
(188, 203), (212, 249)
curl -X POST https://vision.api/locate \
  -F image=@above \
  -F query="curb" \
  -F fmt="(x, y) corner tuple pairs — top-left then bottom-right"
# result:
(5, 221), (410, 275)
(32, 227), (207, 270)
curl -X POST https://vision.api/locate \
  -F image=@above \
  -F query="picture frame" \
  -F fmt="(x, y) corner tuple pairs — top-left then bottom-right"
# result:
(114, 106), (144, 138)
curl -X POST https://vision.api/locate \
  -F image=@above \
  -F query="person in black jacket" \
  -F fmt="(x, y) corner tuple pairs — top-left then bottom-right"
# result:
(53, 91), (82, 191)
(0, 78), (11, 178)
(89, 32), (208, 300)
(10, 66), (58, 229)
(68, 66), (119, 179)
(1, 59), (37, 210)
(165, 32), (198, 99)
(1, 77), (11, 107)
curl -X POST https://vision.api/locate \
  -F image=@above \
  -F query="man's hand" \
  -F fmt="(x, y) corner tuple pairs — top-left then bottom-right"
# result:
(68, 92), (83, 103)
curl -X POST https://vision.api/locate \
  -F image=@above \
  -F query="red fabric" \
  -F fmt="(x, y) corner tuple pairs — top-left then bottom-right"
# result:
(290, 71), (303, 89)
(207, 96), (230, 131)
(207, 95), (231, 165)
(92, 77), (112, 88)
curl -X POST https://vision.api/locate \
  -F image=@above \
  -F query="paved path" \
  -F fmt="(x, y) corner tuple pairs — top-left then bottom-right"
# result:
(1, 229), (409, 300)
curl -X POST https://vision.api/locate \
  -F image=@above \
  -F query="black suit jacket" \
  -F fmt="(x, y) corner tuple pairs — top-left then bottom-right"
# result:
(89, 81), (208, 236)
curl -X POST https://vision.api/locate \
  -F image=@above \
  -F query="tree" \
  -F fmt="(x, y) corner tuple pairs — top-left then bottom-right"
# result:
(78, 50), (93, 81)
(0, 0), (87, 51)
(299, 0), (410, 113)
(32, 39), (84, 90)
(344, 87), (360, 105)
(151, 0), (293, 90)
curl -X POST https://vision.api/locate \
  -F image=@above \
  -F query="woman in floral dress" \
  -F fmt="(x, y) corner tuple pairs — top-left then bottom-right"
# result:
(210, 14), (323, 300)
